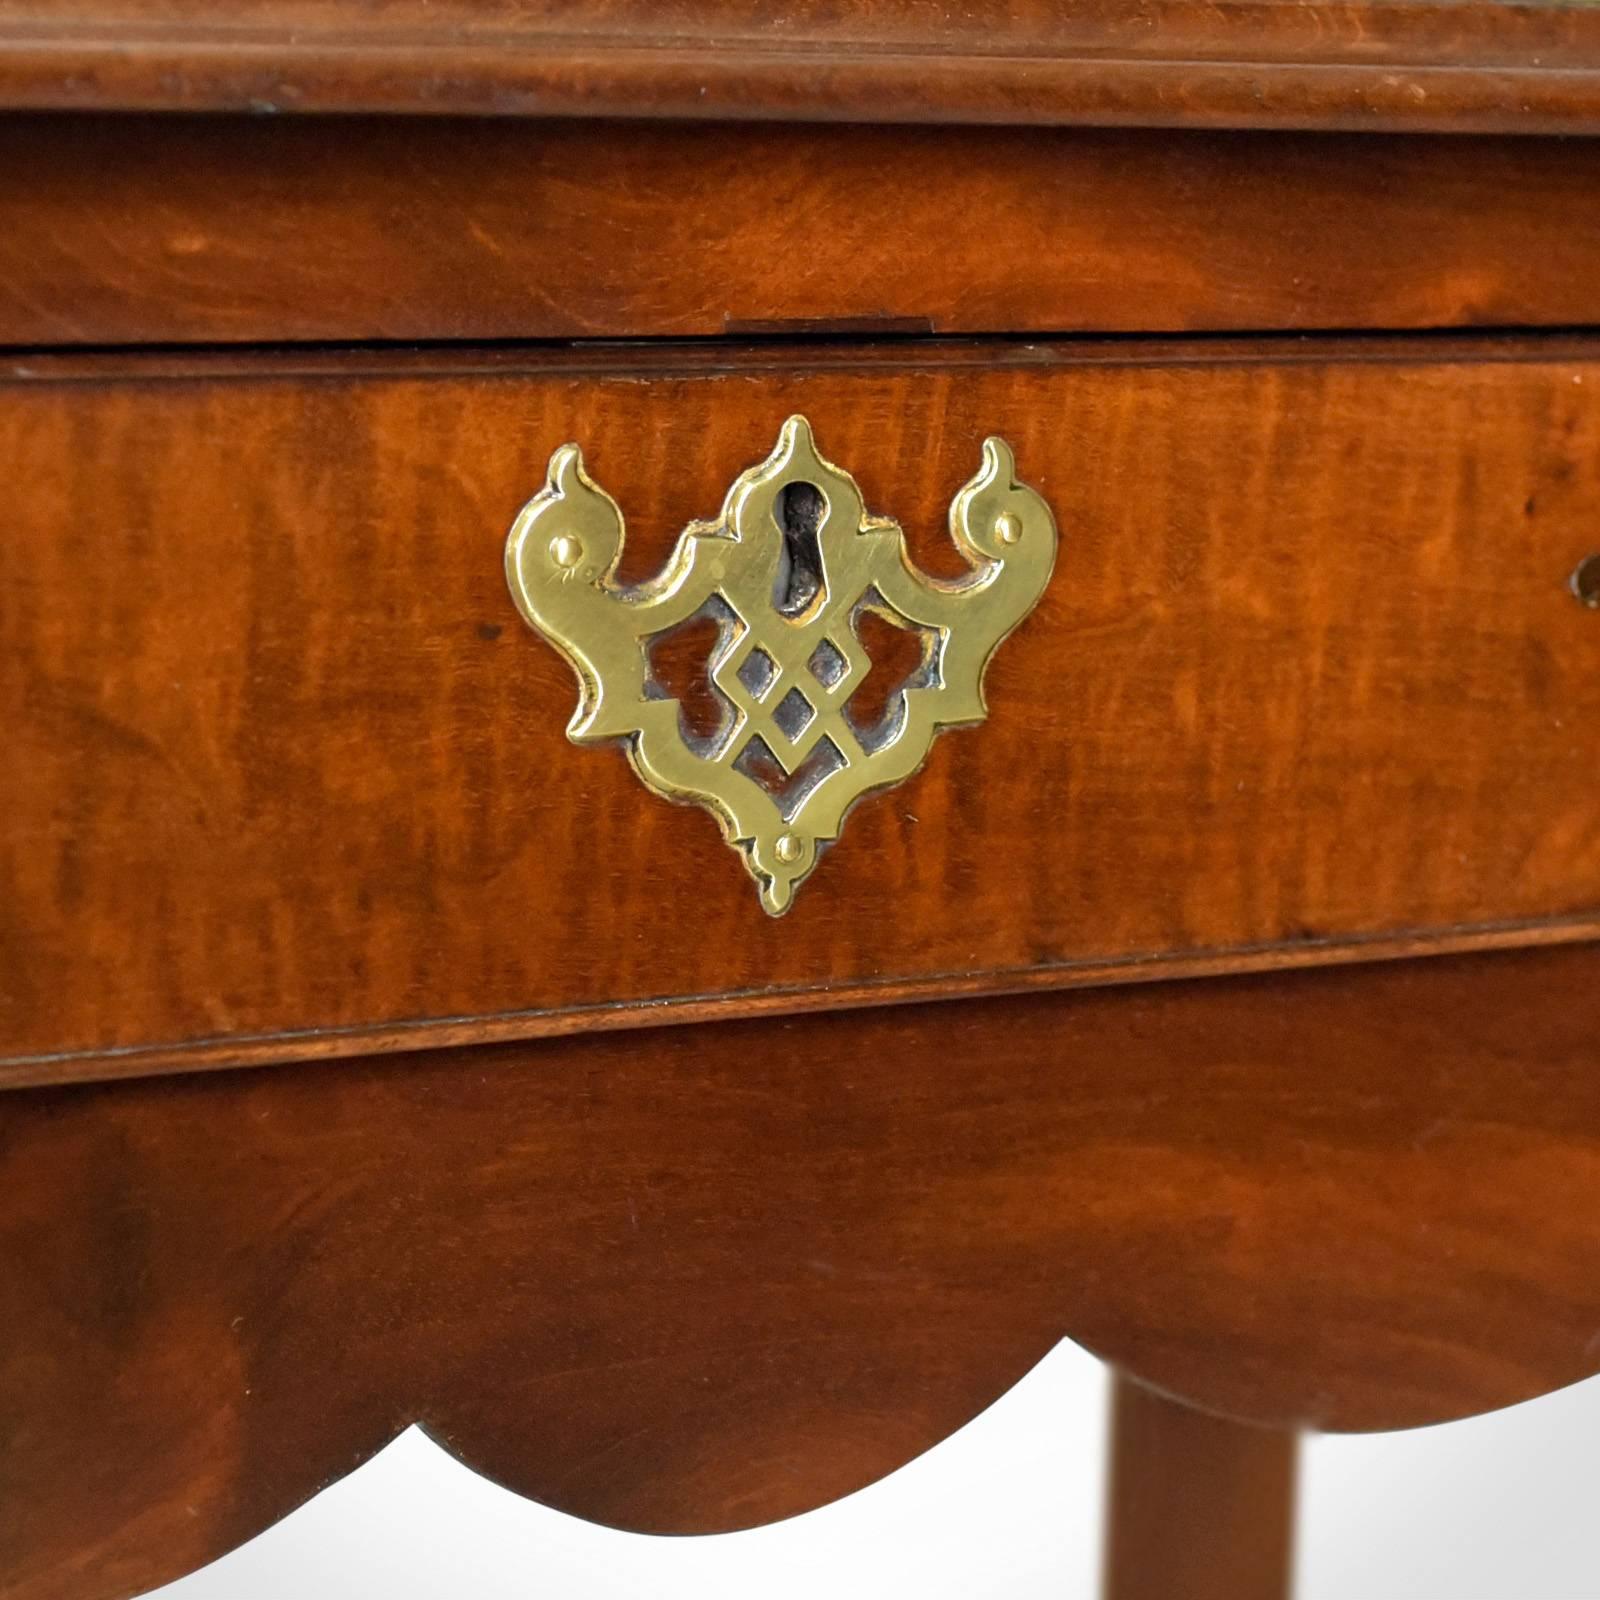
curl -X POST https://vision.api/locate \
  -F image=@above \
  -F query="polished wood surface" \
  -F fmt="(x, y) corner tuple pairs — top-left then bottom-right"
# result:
(9, 118), (1600, 347)
(5, 18), (1598, 1592)
(5, 943), (1600, 1600)
(1, 0), (1599, 131)
(6, 339), (1600, 1084)
(1103, 1378), (1298, 1600)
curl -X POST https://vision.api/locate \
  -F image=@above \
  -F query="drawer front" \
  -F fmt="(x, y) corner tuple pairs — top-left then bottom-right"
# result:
(5, 341), (1599, 1081)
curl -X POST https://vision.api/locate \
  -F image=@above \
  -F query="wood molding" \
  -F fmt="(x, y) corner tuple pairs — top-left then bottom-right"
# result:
(1, 3), (1599, 131)
(8, 916), (1600, 1092)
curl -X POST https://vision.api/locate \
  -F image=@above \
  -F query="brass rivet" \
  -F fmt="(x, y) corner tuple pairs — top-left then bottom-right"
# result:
(774, 833), (803, 864)
(549, 534), (584, 569)
(994, 511), (1022, 545)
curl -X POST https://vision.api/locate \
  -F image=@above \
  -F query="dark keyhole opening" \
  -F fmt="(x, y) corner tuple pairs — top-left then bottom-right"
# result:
(775, 481), (826, 617)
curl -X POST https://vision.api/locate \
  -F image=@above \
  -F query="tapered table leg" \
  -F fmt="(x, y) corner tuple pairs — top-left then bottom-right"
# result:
(1102, 1373), (1299, 1600)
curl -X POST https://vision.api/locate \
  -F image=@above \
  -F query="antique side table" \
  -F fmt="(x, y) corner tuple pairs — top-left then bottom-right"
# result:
(5, 6), (1600, 1598)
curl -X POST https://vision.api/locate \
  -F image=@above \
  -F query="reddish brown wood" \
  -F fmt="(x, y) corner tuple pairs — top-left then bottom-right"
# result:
(7, 118), (1600, 346)
(1103, 1377), (1298, 1600)
(0, 0), (1598, 130)
(5, 944), (1600, 1600)
(4, 339), (1600, 1084)
(3, 12), (1593, 1594)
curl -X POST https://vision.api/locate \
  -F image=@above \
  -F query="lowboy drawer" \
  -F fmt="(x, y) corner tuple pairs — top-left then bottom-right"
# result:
(5, 339), (1600, 1082)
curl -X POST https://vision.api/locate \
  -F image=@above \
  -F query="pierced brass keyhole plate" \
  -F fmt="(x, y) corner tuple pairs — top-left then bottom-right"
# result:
(504, 416), (1058, 914)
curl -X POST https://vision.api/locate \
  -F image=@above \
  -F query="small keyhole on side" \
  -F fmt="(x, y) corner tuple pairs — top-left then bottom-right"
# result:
(775, 481), (826, 617)
(1572, 553), (1600, 609)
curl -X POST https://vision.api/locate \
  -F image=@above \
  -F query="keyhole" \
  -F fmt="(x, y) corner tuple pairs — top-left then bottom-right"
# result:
(775, 481), (826, 616)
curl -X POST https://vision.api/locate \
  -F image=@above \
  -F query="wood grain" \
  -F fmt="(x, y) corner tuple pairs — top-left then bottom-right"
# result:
(5, 339), (1600, 1084)
(0, 0), (1598, 131)
(1103, 1377), (1298, 1600)
(6, 943), (1600, 1599)
(8, 118), (1600, 346)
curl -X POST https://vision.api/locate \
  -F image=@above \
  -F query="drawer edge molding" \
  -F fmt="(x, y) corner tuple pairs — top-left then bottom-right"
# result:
(4, 5), (1600, 133)
(5, 915), (1598, 1092)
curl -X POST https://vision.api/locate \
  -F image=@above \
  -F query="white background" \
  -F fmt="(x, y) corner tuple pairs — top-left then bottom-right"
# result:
(150, 1339), (1600, 1599)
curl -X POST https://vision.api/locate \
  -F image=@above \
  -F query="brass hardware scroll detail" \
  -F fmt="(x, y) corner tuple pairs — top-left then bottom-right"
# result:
(504, 416), (1057, 914)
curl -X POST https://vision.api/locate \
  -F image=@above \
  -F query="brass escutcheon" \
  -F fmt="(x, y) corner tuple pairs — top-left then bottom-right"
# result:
(504, 416), (1058, 913)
